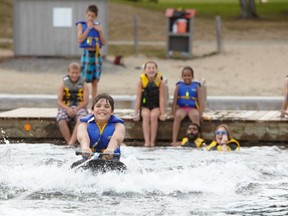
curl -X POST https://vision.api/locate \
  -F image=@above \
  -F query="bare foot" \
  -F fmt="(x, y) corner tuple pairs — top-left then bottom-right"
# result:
(68, 143), (78, 148)
(171, 142), (180, 146)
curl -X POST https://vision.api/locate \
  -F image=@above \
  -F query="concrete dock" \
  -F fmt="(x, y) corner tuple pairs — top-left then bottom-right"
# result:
(0, 107), (287, 146)
(0, 94), (283, 110)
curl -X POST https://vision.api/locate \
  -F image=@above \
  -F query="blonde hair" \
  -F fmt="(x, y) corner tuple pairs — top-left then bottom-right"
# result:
(143, 60), (158, 70)
(68, 62), (80, 70)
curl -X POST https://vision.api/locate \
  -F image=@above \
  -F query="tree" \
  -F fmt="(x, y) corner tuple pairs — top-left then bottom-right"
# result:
(239, 0), (258, 18)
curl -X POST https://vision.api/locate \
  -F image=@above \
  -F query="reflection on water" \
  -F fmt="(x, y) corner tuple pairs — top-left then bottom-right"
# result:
(0, 143), (288, 216)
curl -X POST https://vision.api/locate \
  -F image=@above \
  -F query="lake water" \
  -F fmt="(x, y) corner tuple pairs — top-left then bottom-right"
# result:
(0, 143), (287, 216)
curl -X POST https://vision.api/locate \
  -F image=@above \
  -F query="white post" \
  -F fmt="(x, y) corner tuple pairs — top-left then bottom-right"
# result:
(215, 16), (222, 53)
(133, 15), (139, 56)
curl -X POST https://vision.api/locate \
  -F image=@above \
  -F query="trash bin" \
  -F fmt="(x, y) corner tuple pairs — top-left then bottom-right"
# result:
(165, 8), (196, 58)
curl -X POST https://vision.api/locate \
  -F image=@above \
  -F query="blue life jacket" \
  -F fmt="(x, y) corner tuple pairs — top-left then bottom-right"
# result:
(75, 20), (102, 49)
(62, 75), (85, 106)
(80, 114), (124, 154)
(177, 81), (200, 108)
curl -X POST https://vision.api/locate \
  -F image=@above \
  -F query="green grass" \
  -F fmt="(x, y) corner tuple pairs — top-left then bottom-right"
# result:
(1, 0), (287, 54)
(112, 0), (288, 20)
(109, 45), (166, 58)
(160, 0), (287, 3)
(0, 0), (13, 39)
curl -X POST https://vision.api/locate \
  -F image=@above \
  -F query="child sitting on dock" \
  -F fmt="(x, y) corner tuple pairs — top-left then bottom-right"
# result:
(133, 60), (166, 147)
(171, 66), (203, 146)
(205, 124), (240, 152)
(175, 123), (206, 148)
(56, 62), (89, 146)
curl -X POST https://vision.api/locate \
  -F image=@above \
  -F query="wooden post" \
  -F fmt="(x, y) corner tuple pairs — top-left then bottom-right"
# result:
(239, 0), (248, 18)
(215, 16), (222, 53)
(133, 15), (139, 56)
(239, 0), (258, 19)
(199, 78), (208, 112)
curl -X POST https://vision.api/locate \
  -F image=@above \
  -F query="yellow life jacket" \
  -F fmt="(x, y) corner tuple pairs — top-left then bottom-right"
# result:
(140, 72), (162, 108)
(62, 75), (85, 106)
(140, 72), (162, 88)
(205, 139), (240, 151)
(181, 137), (205, 148)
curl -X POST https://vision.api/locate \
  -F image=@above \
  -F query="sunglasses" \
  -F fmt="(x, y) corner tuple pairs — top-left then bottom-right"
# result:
(215, 130), (227, 135)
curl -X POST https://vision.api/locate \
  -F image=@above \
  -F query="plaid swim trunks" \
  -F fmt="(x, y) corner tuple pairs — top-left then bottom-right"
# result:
(56, 106), (89, 122)
(80, 49), (102, 83)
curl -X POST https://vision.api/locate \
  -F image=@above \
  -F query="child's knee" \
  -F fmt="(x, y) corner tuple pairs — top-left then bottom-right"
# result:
(58, 119), (68, 127)
(175, 112), (185, 121)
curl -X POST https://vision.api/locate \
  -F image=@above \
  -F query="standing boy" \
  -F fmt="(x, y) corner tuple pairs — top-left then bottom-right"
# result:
(56, 62), (89, 146)
(76, 4), (106, 100)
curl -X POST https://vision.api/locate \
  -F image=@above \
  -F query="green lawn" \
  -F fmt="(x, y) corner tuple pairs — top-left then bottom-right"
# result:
(1, 0), (287, 52)
(1, 0), (287, 39)
(160, 0), (287, 3)
(112, 0), (288, 20)
(0, 0), (12, 39)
